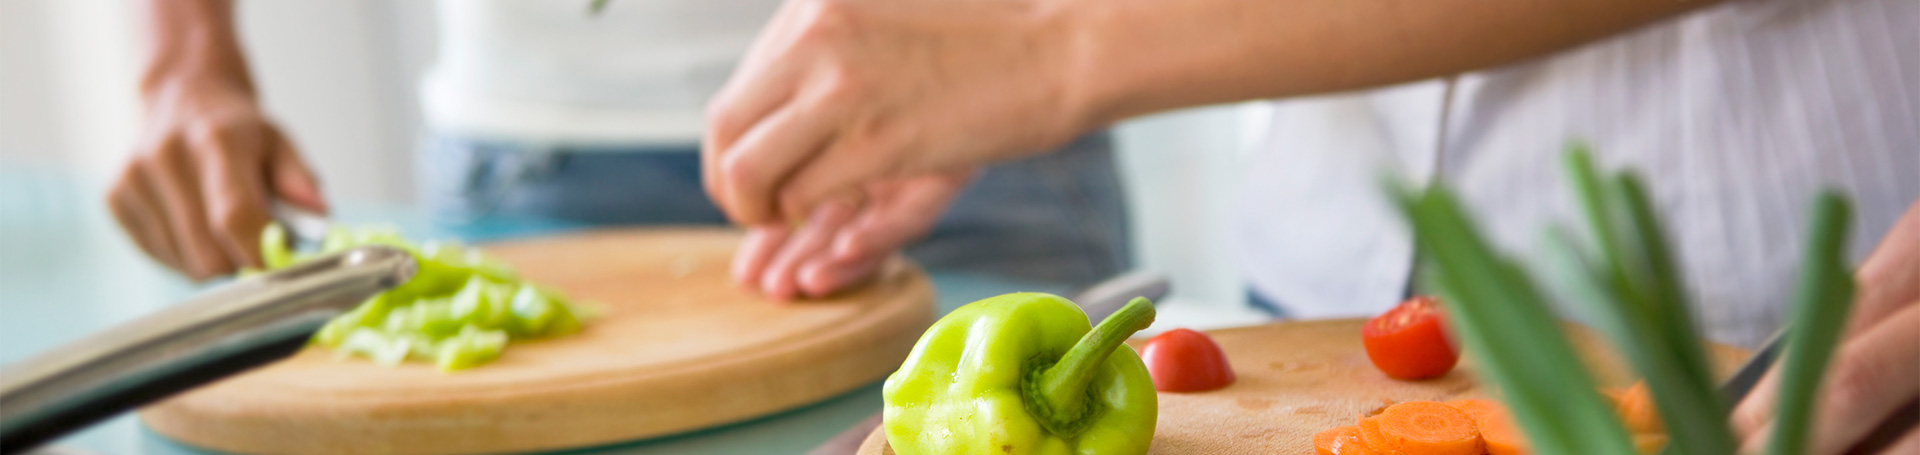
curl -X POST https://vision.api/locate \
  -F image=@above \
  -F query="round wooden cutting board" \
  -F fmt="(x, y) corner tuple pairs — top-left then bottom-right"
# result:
(142, 228), (935, 455)
(858, 319), (1749, 455)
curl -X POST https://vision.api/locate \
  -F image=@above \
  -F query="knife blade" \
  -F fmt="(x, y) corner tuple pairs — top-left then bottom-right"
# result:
(0, 247), (415, 454)
(269, 199), (331, 247)
(805, 272), (1173, 455)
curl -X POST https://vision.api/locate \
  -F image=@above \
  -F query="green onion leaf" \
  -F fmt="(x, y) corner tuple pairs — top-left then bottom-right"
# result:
(1559, 148), (1734, 455)
(1390, 180), (1638, 455)
(1769, 192), (1857, 455)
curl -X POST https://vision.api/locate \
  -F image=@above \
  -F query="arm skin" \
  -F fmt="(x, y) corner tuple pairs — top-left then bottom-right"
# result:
(1063, 0), (1717, 127)
(703, 0), (1722, 226)
(139, 0), (256, 98)
(108, 0), (326, 280)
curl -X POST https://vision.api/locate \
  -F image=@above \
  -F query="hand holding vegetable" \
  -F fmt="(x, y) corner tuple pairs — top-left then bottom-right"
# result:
(109, 0), (327, 280)
(731, 170), (973, 300)
(703, 0), (1088, 225)
(883, 293), (1158, 455)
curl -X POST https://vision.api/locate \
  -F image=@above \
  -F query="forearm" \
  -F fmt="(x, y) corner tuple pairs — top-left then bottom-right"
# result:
(140, 0), (255, 100)
(1050, 0), (1718, 125)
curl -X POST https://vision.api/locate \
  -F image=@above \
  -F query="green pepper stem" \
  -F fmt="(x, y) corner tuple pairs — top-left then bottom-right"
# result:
(1034, 297), (1156, 424)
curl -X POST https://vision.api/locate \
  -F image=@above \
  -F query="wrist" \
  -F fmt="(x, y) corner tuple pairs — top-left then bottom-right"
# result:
(139, 5), (256, 102)
(141, 49), (255, 100)
(1030, 0), (1110, 134)
(1034, 0), (1148, 132)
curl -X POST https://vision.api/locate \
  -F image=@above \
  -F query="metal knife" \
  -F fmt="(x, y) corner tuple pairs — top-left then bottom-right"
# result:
(0, 246), (416, 454)
(270, 199), (332, 247)
(1700, 329), (1914, 454)
(805, 271), (1173, 455)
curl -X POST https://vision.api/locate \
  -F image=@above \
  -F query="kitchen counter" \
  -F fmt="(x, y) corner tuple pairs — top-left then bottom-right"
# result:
(0, 167), (1072, 455)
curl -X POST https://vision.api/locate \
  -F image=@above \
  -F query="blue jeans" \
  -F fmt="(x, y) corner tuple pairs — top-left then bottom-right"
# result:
(417, 134), (1131, 287)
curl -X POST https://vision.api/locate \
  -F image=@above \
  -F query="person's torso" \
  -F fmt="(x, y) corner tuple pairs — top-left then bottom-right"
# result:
(420, 0), (782, 145)
(1238, 0), (1920, 347)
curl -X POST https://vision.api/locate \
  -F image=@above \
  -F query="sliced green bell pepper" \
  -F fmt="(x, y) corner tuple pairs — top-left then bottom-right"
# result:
(883, 293), (1158, 455)
(264, 223), (591, 371)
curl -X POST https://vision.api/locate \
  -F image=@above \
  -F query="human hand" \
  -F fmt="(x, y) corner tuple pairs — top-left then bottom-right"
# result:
(106, 78), (326, 280)
(1732, 200), (1920, 454)
(730, 170), (974, 301)
(703, 0), (1091, 226)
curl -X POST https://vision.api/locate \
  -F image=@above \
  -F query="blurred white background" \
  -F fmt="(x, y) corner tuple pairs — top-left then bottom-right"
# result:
(0, 0), (1259, 310)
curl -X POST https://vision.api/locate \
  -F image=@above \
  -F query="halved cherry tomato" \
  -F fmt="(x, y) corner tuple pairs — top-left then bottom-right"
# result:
(1362, 296), (1458, 380)
(1141, 328), (1236, 392)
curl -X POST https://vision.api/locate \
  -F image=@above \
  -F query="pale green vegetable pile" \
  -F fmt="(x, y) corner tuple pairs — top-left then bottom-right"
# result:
(260, 224), (593, 371)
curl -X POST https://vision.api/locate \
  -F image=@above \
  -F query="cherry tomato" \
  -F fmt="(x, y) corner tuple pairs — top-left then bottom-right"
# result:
(1141, 328), (1236, 392)
(1362, 296), (1459, 380)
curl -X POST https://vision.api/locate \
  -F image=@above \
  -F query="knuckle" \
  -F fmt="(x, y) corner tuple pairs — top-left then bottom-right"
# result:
(841, 116), (893, 150)
(705, 107), (749, 143)
(1729, 401), (1766, 433)
(818, 72), (866, 104)
(719, 154), (763, 189)
(146, 138), (187, 163)
(210, 205), (261, 237)
(1825, 356), (1883, 415)
(107, 164), (142, 200)
(185, 120), (229, 144)
(793, 0), (855, 42)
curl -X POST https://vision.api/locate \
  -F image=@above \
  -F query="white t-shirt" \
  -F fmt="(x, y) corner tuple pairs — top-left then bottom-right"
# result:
(419, 0), (781, 146)
(1238, 0), (1919, 347)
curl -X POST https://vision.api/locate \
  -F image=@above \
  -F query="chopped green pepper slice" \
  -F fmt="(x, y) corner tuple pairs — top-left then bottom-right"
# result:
(261, 223), (591, 371)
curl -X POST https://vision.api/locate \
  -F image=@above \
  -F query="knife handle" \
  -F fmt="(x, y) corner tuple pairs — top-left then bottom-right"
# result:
(0, 246), (415, 454)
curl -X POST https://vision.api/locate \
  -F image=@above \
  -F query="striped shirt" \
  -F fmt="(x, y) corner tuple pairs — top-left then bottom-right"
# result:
(1237, 0), (1919, 347)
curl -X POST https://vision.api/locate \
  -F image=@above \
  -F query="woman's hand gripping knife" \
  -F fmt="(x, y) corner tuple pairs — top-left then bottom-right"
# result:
(882, 293), (1159, 455)
(1733, 199), (1920, 455)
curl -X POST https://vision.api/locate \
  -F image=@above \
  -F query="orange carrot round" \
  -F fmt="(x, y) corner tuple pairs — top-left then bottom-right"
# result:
(1446, 399), (1527, 455)
(1368, 401), (1483, 455)
(1358, 416), (1394, 453)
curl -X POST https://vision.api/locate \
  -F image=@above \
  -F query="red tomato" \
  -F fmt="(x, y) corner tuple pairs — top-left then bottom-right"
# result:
(1141, 328), (1236, 392)
(1362, 296), (1459, 380)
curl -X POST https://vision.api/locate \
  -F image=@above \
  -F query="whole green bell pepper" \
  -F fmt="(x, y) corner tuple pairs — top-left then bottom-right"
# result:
(883, 293), (1158, 455)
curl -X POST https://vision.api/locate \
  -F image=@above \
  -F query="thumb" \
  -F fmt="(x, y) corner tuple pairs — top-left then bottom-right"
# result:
(266, 130), (328, 214)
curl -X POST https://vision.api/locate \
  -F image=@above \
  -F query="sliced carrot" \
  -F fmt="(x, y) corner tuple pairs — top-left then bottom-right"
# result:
(1614, 381), (1663, 434)
(1442, 399), (1497, 421)
(1630, 432), (1668, 455)
(1369, 401), (1484, 455)
(1446, 399), (1527, 455)
(1358, 416), (1395, 454)
(1315, 426), (1348, 455)
(1316, 426), (1377, 455)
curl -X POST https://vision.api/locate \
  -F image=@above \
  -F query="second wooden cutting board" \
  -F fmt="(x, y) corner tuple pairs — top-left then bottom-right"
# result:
(857, 319), (1749, 455)
(142, 228), (935, 455)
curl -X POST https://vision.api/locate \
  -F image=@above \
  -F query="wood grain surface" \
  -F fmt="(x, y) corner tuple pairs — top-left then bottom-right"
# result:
(142, 228), (935, 455)
(858, 319), (1749, 455)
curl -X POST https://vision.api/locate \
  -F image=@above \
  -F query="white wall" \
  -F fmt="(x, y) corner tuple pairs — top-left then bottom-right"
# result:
(0, 0), (433, 200)
(0, 0), (1252, 309)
